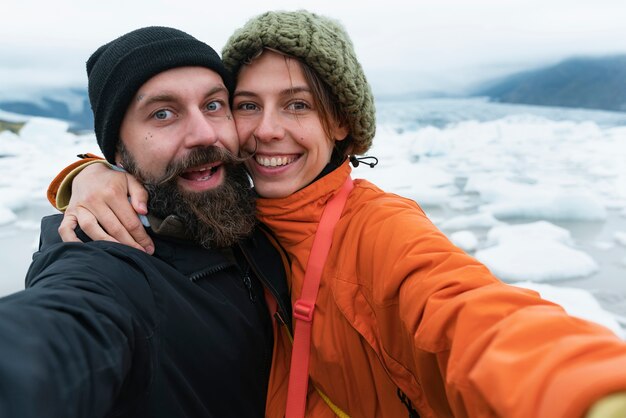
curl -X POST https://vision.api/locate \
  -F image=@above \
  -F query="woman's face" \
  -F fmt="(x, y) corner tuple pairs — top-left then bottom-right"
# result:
(232, 50), (348, 199)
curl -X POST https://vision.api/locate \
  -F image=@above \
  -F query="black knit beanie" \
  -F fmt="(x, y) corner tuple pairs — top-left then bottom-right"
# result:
(87, 26), (233, 164)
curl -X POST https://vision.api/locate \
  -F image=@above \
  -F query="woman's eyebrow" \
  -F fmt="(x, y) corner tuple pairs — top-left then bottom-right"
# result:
(233, 86), (311, 99)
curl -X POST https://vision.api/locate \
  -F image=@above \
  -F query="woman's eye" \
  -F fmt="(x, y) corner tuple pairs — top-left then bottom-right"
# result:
(287, 101), (309, 111)
(237, 103), (258, 111)
(153, 109), (173, 120)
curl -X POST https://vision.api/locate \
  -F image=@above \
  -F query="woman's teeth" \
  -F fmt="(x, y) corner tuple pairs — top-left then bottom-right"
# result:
(255, 156), (296, 167)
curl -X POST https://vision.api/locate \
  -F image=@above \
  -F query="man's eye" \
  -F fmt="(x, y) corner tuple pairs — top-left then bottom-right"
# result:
(207, 101), (223, 111)
(153, 109), (173, 120)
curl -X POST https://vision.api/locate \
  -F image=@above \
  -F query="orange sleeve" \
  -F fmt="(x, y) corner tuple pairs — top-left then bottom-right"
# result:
(47, 153), (105, 208)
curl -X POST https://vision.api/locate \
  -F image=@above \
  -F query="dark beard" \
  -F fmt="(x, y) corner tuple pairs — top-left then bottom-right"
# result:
(119, 145), (256, 249)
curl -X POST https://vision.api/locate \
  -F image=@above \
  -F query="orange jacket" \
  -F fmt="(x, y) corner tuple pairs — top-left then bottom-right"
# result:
(258, 161), (626, 418)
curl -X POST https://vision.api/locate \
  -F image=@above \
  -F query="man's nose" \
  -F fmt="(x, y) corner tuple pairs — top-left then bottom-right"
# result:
(183, 109), (218, 148)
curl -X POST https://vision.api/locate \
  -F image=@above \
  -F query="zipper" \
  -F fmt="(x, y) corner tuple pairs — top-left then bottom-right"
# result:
(241, 266), (256, 302)
(238, 242), (292, 329)
(188, 262), (231, 283)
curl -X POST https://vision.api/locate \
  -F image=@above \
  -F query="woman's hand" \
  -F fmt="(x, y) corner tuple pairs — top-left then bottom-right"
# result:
(57, 163), (155, 254)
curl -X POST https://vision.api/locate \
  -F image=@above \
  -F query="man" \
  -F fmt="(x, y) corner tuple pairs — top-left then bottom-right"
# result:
(0, 26), (290, 417)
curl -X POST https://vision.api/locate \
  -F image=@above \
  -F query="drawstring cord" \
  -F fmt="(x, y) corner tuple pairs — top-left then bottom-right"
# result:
(349, 155), (378, 168)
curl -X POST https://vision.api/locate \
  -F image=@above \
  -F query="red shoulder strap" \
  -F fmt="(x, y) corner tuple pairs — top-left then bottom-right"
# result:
(285, 176), (354, 418)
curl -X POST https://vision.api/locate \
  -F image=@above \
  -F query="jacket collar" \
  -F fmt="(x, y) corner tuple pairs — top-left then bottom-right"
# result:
(255, 160), (352, 247)
(146, 214), (189, 241)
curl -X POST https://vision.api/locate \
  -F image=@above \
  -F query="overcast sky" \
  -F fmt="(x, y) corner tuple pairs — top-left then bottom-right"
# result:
(2, 0), (626, 95)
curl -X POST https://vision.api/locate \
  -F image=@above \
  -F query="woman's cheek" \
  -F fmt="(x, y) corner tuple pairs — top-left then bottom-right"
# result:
(234, 117), (249, 146)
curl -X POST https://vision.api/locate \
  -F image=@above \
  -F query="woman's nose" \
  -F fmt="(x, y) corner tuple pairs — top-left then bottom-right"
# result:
(253, 109), (284, 143)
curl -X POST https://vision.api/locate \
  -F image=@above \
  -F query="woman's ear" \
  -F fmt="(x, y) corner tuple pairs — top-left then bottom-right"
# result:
(332, 123), (349, 142)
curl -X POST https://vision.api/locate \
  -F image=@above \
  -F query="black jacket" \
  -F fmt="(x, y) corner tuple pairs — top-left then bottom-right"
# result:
(0, 214), (291, 417)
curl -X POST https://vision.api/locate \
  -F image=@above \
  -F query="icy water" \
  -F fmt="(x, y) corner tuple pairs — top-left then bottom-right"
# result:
(0, 202), (55, 295)
(1, 97), (625, 323)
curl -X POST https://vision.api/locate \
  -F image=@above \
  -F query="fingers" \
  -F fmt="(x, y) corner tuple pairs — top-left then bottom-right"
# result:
(57, 212), (82, 243)
(127, 174), (149, 215)
(124, 173), (154, 253)
(107, 197), (155, 255)
(71, 204), (150, 254)
(60, 164), (154, 254)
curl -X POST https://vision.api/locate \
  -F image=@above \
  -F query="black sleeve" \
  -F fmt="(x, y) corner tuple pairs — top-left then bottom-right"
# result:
(0, 241), (157, 418)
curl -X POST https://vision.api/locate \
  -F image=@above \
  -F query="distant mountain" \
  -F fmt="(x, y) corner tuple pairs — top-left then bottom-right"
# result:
(0, 87), (93, 131)
(473, 55), (626, 112)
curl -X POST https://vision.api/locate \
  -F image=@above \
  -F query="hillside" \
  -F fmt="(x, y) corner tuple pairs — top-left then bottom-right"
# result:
(474, 55), (626, 112)
(0, 88), (92, 132)
(3, 55), (626, 127)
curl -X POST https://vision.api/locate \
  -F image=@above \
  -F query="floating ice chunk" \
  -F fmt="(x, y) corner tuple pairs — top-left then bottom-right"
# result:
(408, 126), (452, 157)
(0, 206), (17, 226)
(465, 177), (535, 204)
(0, 130), (34, 157)
(357, 161), (453, 207)
(449, 230), (478, 252)
(482, 191), (607, 221)
(476, 239), (598, 282)
(31, 234), (40, 252)
(513, 281), (624, 338)
(19, 117), (69, 139)
(406, 188), (452, 207)
(448, 196), (477, 211)
(18, 117), (74, 149)
(439, 212), (503, 231)
(0, 188), (32, 212)
(593, 241), (615, 250)
(466, 173), (608, 221)
(615, 232), (626, 247)
(486, 221), (571, 246)
(0, 130), (20, 142)
(15, 220), (42, 231)
(360, 161), (453, 190)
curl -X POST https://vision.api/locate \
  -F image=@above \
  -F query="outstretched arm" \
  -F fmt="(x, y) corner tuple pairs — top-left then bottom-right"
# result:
(350, 197), (626, 418)
(0, 243), (156, 417)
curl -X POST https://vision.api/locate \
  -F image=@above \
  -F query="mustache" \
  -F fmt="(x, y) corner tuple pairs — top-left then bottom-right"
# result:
(148, 145), (254, 187)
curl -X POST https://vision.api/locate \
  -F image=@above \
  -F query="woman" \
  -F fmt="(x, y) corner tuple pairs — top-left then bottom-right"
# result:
(49, 10), (626, 418)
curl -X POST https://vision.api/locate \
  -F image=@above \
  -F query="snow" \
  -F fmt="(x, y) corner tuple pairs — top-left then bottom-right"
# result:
(476, 239), (598, 282)
(475, 221), (600, 282)
(449, 230), (478, 252)
(485, 221), (572, 246)
(439, 212), (503, 231)
(0, 206), (17, 226)
(0, 115), (100, 297)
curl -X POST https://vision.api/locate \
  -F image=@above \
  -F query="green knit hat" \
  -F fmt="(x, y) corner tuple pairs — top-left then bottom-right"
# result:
(222, 10), (376, 155)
